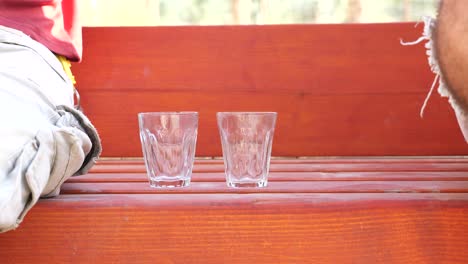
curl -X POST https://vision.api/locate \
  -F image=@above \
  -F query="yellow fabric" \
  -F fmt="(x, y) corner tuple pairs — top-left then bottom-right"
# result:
(56, 55), (76, 85)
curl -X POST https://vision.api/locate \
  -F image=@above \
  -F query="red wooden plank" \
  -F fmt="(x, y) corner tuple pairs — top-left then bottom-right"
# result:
(76, 24), (429, 94)
(95, 157), (468, 165)
(1, 193), (467, 263)
(72, 24), (468, 157)
(82, 91), (467, 157)
(88, 158), (468, 173)
(60, 181), (468, 194)
(88, 161), (468, 174)
(67, 171), (468, 183)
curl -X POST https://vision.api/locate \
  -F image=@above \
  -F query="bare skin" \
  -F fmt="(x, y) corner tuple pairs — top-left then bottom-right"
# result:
(435, 0), (468, 111)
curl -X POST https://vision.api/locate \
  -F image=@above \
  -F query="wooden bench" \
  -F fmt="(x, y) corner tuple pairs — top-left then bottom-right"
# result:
(1, 23), (468, 263)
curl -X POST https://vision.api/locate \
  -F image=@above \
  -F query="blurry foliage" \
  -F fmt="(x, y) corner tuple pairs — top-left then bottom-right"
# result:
(80, 0), (439, 26)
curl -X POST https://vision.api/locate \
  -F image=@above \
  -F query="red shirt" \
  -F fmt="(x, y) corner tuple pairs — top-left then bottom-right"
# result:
(0, 0), (82, 61)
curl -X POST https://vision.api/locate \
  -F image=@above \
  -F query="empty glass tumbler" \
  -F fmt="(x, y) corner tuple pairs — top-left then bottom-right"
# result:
(217, 112), (277, 188)
(138, 112), (198, 188)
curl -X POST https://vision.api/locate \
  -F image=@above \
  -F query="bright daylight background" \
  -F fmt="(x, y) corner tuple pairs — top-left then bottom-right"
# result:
(79, 0), (439, 26)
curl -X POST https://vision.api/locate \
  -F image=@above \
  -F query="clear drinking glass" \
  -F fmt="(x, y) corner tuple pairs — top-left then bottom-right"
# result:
(217, 112), (277, 188)
(138, 112), (198, 188)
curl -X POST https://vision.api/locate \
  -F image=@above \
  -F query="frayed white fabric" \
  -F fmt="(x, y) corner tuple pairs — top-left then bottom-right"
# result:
(0, 26), (101, 232)
(401, 17), (468, 142)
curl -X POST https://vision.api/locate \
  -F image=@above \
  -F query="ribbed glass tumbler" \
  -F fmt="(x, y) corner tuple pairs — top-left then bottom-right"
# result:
(138, 112), (198, 188)
(217, 112), (277, 188)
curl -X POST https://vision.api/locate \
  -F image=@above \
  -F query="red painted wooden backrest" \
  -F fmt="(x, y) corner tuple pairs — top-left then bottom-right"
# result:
(73, 23), (468, 157)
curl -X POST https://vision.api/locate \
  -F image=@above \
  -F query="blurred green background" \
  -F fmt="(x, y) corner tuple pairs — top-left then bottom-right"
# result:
(80, 0), (439, 26)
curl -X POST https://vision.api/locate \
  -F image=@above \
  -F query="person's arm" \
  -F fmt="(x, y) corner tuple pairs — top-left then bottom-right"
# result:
(435, 0), (468, 112)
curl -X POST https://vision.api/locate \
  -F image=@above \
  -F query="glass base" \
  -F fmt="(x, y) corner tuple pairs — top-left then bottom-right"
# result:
(149, 177), (190, 188)
(227, 180), (268, 188)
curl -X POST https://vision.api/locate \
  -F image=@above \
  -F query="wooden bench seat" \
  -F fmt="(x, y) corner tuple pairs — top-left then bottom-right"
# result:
(1, 23), (468, 263)
(1, 158), (468, 263)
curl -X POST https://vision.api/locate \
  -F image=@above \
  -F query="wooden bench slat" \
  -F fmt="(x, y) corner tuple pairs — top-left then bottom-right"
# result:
(89, 160), (468, 173)
(60, 181), (468, 194)
(67, 171), (468, 183)
(75, 24), (429, 94)
(97, 157), (468, 164)
(95, 157), (468, 165)
(83, 91), (467, 157)
(1, 193), (467, 263)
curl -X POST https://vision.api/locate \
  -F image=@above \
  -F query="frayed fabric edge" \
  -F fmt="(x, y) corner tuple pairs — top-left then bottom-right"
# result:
(400, 16), (453, 117)
(401, 16), (468, 143)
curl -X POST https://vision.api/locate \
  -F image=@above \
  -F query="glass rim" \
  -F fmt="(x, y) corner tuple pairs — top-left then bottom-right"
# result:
(138, 111), (198, 116)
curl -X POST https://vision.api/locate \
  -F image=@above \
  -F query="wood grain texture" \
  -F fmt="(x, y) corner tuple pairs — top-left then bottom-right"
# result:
(87, 158), (468, 174)
(1, 194), (468, 263)
(1, 158), (468, 263)
(68, 171), (468, 182)
(72, 24), (468, 157)
(61, 181), (468, 194)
